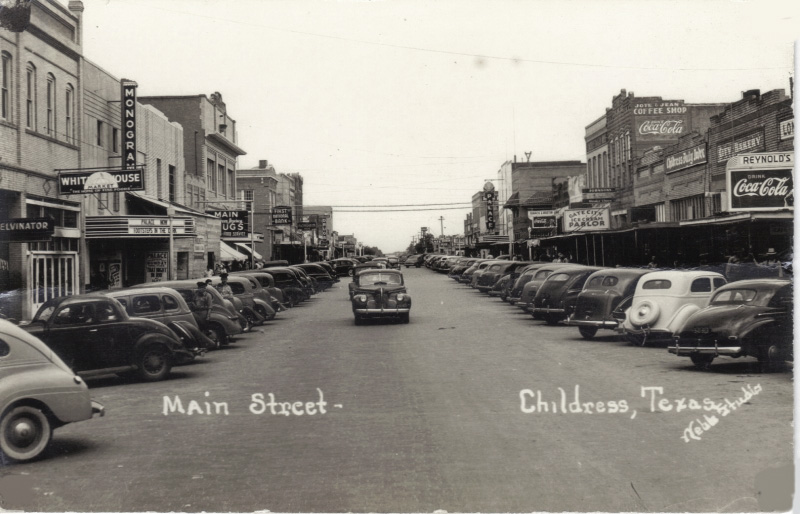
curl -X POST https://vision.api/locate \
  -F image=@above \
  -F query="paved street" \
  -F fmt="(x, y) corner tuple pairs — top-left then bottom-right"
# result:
(0, 268), (793, 512)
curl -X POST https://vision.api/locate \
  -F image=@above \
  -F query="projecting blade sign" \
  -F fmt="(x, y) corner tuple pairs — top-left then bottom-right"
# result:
(57, 167), (146, 194)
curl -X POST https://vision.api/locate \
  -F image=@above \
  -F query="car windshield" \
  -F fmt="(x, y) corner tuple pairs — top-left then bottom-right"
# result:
(358, 273), (402, 286)
(711, 288), (758, 305)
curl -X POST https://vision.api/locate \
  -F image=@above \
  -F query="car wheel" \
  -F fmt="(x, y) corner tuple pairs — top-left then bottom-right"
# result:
(0, 405), (52, 462)
(206, 325), (226, 349)
(348, 269), (354, 277)
(579, 326), (598, 339)
(400, 313), (410, 324)
(245, 310), (259, 328)
(690, 354), (714, 370)
(137, 345), (172, 382)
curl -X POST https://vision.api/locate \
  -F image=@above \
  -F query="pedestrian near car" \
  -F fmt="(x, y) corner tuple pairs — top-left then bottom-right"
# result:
(647, 256), (658, 269)
(192, 281), (213, 331)
(216, 273), (234, 299)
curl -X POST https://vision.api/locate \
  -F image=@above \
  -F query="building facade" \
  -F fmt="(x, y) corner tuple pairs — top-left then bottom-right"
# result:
(237, 159), (279, 261)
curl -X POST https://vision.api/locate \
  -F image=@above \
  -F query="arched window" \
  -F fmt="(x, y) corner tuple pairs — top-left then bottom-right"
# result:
(26, 63), (36, 130)
(65, 83), (74, 143)
(46, 73), (56, 136)
(1, 51), (10, 121)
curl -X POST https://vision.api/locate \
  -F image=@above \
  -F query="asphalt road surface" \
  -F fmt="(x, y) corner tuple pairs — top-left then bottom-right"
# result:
(0, 267), (793, 512)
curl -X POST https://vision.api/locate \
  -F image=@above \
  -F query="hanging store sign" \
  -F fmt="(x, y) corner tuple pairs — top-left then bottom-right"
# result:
(0, 217), (54, 242)
(85, 216), (195, 238)
(665, 144), (707, 174)
(581, 188), (616, 203)
(726, 152), (794, 212)
(779, 119), (794, 140)
(206, 210), (249, 238)
(121, 80), (138, 169)
(297, 221), (317, 231)
(272, 206), (292, 225)
(563, 208), (611, 232)
(484, 191), (496, 230)
(58, 167), (145, 194)
(716, 129), (764, 163)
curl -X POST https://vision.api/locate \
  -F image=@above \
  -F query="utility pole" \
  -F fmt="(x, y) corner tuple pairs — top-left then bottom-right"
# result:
(439, 216), (445, 236)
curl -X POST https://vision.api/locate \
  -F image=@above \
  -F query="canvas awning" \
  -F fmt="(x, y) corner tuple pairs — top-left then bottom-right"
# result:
(235, 243), (263, 260)
(220, 241), (247, 261)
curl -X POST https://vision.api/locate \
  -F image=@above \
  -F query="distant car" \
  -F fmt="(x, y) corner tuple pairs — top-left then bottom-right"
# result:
(518, 263), (578, 312)
(669, 279), (793, 369)
(330, 258), (358, 277)
(531, 266), (603, 325)
(351, 269), (411, 324)
(404, 255), (424, 268)
(567, 268), (652, 339)
(129, 281), (244, 345)
(0, 320), (104, 462)
(296, 263), (336, 291)
(21, 294), (193, 382)
(104, 287), (212, 353)
(387, 257), (400, 269)
(619, 270), (727, 345)
(348, 262), (384, 299)
(507, 263), (548, 304)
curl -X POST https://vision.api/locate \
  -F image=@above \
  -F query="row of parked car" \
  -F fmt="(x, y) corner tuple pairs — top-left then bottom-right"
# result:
(1, 260), (341, 462)
(424, 254), (792, 371)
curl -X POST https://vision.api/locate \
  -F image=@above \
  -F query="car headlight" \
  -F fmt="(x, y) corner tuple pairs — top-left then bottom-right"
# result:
(355, 294), (368, 302)
(396, 294), (406, 302)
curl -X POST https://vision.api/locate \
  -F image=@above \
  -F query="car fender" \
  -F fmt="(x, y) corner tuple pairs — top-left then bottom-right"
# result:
(252, 298), (275, 320)
(133, 332), (182, 358)
(666, 304), (703, 334)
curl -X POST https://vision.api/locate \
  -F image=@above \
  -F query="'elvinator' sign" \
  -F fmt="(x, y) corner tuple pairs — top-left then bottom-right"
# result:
(58, 167), (145, 194)
(0, 217), (54, 242)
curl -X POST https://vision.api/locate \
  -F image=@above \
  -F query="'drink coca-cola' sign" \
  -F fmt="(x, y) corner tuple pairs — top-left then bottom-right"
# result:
(633, 100), (688, 142)
(726, 152), (794, 212)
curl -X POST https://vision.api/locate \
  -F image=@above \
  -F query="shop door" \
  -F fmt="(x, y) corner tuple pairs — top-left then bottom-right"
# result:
(177, 252), (189, 279)
(29, 252), (78, 316)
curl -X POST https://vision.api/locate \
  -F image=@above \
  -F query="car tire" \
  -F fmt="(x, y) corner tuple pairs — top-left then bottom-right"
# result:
(137, 345), (172, 382)
(579, 326), (598, 339)
(0, 405), (52, 462)
(630, 300), (659, 327)
(690, 354), (714, 370)
(400, 313), (410, 324)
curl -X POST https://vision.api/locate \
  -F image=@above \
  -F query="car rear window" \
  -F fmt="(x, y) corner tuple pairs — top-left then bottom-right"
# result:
(548, 273), (570, 282)
(586, 276), (605, 288)
(713, 277), (727, 289)
(0, 338), (10, 358)
(711, 289), (757, 304)
(602, 276), (619, 287)
(642, 279), (672, 290)
(690, 278), (712, 293)
(230, 283), (246, 294)
(535, 270), (553, 279)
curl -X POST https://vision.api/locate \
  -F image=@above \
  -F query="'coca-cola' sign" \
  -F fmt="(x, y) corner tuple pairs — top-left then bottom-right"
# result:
(726, 152), (794, 212)
(633, 100), (689, 142)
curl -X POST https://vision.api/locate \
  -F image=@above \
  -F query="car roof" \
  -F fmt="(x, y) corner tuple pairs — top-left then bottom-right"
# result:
(716, 278), (792, 291)
(106, 287), (184, 296)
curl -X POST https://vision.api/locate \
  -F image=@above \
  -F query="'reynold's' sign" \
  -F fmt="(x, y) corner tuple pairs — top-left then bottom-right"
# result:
(726, 152), (794, 212)
(121, 80), (138, 170)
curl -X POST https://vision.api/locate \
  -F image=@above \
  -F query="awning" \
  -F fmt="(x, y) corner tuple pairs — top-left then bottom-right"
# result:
(235, 243), (263, 260)
(503, 192), (520, 209)
(126, 192), (217, 218)
(220, 241), (247, 261)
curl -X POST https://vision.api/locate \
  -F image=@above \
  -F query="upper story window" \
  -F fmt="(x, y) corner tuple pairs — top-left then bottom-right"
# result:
(96, 119), (104, 147)
(168, 165), (176, 203)
(46, 73), (56, 136)
(65, 84), (74, 142)
(207, 158), (215, 193)
(1, 52), (10, 121)
(112, 127), (119, 153)
(26, 63), (36, 129)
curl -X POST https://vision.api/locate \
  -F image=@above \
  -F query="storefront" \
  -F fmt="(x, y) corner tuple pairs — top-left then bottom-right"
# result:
(84, 193), (221, 289)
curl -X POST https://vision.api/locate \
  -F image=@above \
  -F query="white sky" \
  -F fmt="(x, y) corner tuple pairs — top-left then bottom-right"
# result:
(78, 0), (798, 253)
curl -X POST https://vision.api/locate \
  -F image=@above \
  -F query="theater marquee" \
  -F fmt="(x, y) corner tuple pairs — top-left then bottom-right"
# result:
(726, 152), (793, 212)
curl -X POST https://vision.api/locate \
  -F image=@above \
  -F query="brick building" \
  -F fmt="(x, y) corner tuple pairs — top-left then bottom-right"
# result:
(586, 89), (726, 228)
(237, 160), (279, 261)
(0, 0), (84, 320)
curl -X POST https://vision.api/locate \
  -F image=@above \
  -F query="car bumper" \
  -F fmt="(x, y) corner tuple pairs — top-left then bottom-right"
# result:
(624, 328), (674, 342)
(354, 308), (411, 315)
(532, 307), (565, 314)
(566, 318), (619, 329)
(92, 400), (106, 418)
(668, 343), (743, 357)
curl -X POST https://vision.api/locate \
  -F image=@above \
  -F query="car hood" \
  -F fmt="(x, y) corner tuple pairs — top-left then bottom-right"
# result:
(354, 284), (406, 294)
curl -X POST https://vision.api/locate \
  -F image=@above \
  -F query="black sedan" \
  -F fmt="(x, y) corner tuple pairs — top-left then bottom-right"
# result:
(350, 269), (411, 324)
(21, 294), (193, 382)
(668, 279), (793, 369)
